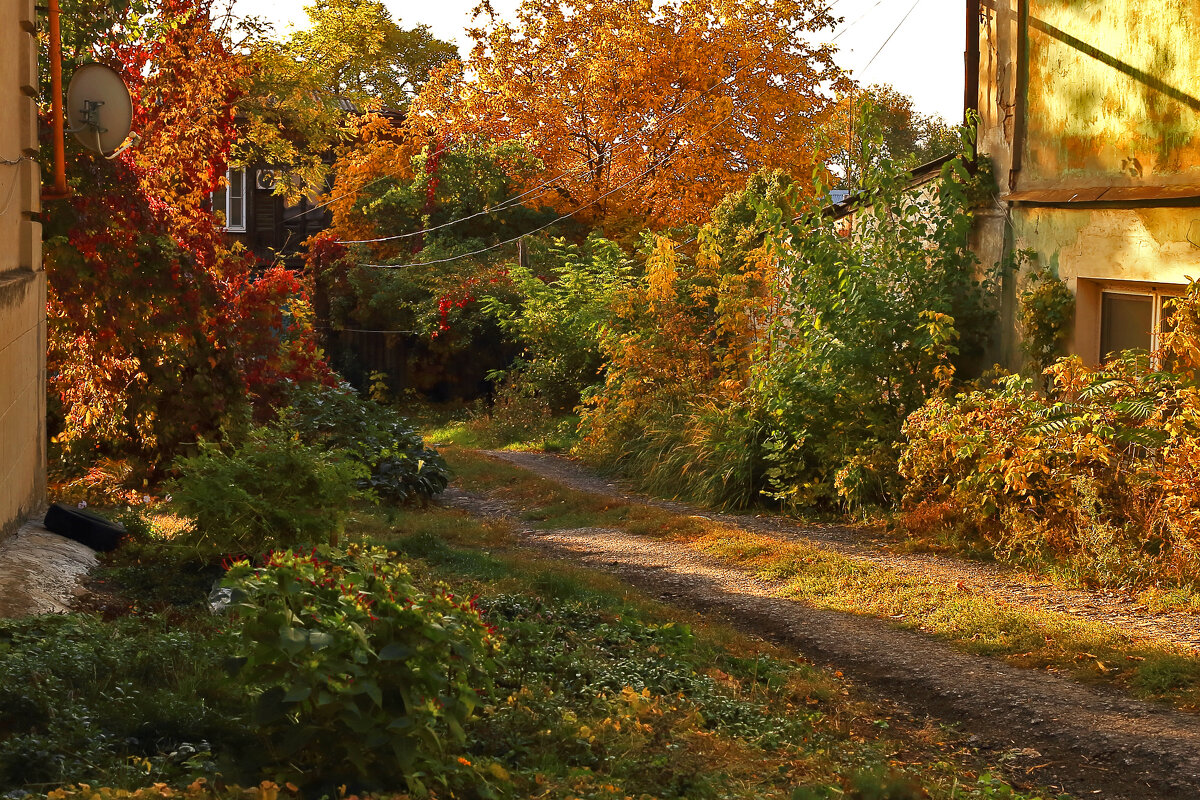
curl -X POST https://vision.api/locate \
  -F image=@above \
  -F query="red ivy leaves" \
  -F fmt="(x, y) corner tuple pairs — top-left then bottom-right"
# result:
(45, 0), (332, 475)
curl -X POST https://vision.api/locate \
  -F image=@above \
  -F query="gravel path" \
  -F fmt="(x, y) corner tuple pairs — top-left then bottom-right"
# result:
(441, 452), (1200, 800)
(485, 450), (1200, 652)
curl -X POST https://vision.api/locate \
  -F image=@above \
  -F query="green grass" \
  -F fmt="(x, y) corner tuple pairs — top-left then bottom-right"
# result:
(410, 402), (581, 453)
(353, 502), (1062, 800)
(447, 447), (1200, 710)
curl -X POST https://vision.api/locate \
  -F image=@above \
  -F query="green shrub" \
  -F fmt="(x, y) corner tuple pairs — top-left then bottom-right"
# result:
(481, 235), (633, 412)
(1017, 258), (1075, 376)
(577, 171), (795, 508)
(223, 545), (496, 793)
(0, 614), (244, 790)
(169, 426), (366, 555)
(755, 135), (994, 512)
(283, 382), (449, 504)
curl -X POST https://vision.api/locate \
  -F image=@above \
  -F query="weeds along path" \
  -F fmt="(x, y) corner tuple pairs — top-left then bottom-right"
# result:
(483, 450), (1200, 653)
(440, 449), (1200, 800)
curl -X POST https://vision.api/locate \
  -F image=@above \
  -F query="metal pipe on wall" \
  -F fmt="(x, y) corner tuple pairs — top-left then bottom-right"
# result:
(42, 0), (70, 201)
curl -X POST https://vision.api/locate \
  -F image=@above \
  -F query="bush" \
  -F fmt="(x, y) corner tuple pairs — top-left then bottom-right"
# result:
(1017, 258), (1075, 376)
(169, 426), (366, 555)
(481, 235), (633, 412)
(223, 546), (495, 793)
(578, 172), (793, 507)
(283, 382), (449, 504)
(900, 283), (1200, 587)
(754, 136), (993, 512)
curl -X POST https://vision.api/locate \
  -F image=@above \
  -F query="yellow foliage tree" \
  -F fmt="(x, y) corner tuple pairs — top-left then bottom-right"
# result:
(411, 0), (845, 234)
(233, 0), (456, 202)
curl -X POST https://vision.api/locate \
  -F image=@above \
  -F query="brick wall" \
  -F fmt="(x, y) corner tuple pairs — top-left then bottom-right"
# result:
(0, 0), (46, 537)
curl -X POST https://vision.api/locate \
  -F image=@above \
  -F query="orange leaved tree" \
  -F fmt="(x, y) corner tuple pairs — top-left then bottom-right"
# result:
(411, 0), (846, 235)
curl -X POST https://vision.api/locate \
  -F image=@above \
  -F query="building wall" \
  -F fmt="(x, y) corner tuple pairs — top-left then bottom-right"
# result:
(1010, 207), (1200, 363)
(0, 0), (47, 537)
(1023, 0), (1200, 189)
(973, 0), (1200, 370)
(974, 0), (1021, 367)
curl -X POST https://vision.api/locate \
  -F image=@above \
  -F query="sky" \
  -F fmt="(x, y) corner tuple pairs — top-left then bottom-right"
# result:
(231, 0), (967, 123)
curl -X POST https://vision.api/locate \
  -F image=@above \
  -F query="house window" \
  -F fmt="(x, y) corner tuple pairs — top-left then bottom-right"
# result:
(212, 168), (247, 232)
(1098, 288), (1178, 361)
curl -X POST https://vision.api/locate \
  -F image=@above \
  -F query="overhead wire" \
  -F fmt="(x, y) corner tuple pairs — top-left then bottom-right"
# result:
(336, 0), (869, 246)
(858, 0), (924, 75)
(358, 5), (887, 271)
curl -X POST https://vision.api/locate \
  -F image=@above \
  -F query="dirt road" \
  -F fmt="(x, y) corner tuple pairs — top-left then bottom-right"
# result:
(443, 450), (1200, 800)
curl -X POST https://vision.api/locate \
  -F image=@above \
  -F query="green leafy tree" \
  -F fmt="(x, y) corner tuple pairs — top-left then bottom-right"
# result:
(311, 140), (555, 397)
(758, 128), (994, 510)
(286, 0), (455, 110)
(481, 236), (634, 411)
(831, 84), (960, 190)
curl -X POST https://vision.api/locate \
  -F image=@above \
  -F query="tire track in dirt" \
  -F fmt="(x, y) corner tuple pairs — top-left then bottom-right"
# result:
(441, 453), (1200, 799)
(484, 450), (1200, 652)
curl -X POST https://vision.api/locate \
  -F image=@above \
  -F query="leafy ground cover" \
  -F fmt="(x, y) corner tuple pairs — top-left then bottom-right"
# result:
(364, 504), (1059, 800)
(5, 497), (1053, 799)
(445, 447), (1200, 710)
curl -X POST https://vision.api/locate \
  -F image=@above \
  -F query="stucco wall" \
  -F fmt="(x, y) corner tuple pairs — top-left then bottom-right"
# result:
(973, 0), (1200, 370)
(1024, 0), (1200, 188)
(1010, 206), (1200, 363)
(0, 0), (47, 538)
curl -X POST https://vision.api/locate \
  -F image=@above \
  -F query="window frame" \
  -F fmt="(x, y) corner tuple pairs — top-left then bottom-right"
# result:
(1095, 282), (1183, 362)
(213, 167), (247, 233)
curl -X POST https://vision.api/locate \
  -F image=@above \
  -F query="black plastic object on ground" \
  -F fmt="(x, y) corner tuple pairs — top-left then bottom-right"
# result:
(43, 504), (125, 552)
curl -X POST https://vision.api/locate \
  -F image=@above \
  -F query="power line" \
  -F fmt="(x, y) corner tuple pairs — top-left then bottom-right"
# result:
(358, 24), (859, 272)
(336, 0), (870, 246)
(859, 0), (924, 75)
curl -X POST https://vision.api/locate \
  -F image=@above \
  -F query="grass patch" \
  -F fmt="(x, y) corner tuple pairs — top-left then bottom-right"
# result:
(355, 503), (1060, 800)
(448, 447), (1200, 710)
(412, 404), (580, 453)
(21, 490), (1058, 798)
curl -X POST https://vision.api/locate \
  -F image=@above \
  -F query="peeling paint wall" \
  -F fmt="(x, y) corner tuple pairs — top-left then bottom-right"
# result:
(1024, 0), (1200, 188)
(0, 0), (47, 538)
(973, 0), (1200, 369)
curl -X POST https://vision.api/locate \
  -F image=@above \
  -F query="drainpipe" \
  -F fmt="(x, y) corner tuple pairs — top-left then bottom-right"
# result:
(964, 0), (980, 129)
(42, 0), (70, 201)
(1010, 0), (1028, 191)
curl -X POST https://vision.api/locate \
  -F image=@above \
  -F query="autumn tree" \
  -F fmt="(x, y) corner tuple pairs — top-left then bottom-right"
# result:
(288, 0), (456, 110)
(829, 84), (959, 190)
(411, 0), (846, 235)
(307, 122), (551, 396)
(44, 0), (331, 487)
(233, 0), (457, 199)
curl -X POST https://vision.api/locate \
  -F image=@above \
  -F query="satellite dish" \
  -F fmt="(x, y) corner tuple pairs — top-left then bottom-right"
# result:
(66, 64), (133, 155)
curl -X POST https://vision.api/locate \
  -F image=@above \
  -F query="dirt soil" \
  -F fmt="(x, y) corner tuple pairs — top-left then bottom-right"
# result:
(442, 450), (1200, 800)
